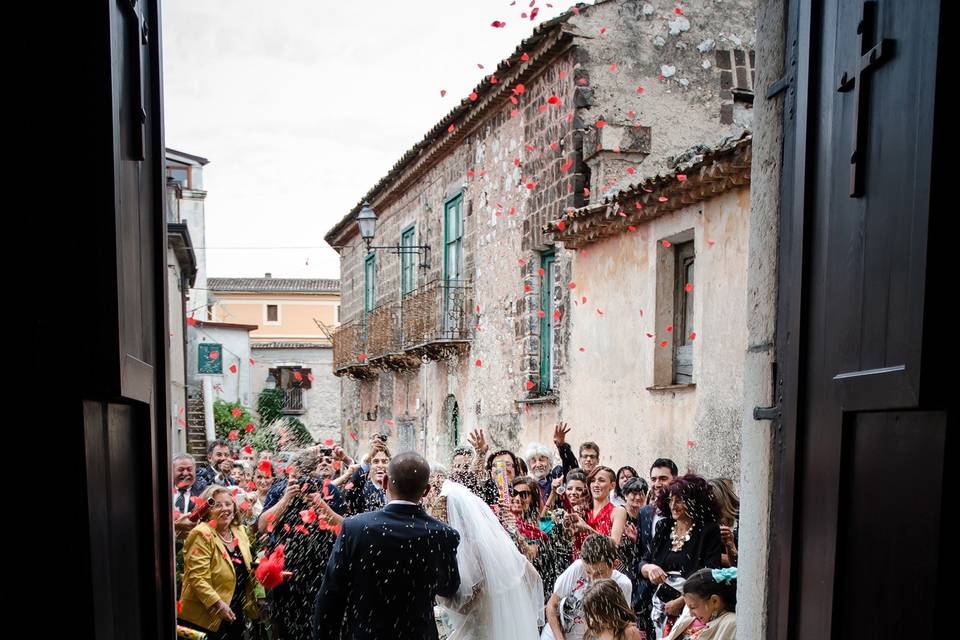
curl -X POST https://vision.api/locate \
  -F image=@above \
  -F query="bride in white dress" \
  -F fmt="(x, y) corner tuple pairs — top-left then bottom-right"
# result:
(430, 479), (544, 640)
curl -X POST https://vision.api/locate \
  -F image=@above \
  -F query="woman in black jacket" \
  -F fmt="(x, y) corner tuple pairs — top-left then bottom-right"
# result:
(637, 474), (723, 637)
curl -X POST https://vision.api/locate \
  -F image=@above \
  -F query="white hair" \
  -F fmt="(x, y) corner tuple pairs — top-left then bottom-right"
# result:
(430, 461), (450, 476)
(523, 442), (554, 465)
(172, 452), (195, 464)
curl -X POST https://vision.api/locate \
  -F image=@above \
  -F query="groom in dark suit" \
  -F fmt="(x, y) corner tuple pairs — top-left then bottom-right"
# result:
(312, 451), (460, 640)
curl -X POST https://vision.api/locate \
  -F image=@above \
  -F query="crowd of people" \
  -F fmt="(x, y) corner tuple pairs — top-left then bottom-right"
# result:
(171, 424), (740, 640)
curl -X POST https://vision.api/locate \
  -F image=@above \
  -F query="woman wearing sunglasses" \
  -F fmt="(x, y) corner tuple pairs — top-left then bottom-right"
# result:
(509, 476), (571, 603)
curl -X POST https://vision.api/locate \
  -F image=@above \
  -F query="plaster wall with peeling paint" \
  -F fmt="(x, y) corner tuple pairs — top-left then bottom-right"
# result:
(560, 187), (749, 476)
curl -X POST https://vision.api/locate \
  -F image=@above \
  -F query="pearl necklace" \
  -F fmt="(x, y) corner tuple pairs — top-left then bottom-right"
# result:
(670, 521), (694, 551)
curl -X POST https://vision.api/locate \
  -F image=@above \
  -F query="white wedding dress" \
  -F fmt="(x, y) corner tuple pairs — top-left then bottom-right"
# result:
(437, 480), (545, 640)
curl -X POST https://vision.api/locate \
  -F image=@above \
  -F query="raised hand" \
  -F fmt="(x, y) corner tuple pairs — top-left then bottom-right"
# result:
(552, 422), (570, 447)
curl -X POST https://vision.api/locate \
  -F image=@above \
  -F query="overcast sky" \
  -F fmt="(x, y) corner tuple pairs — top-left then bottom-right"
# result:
(162, 1), (572, 280)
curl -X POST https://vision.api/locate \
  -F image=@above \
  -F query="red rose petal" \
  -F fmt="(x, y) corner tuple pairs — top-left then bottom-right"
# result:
(513, 83), (526, 95)
(553, 310), (562, 320)
(677, 174), (687, 182)
(228, 430), (239, 441)
(567, 281), (576, 289)
(666, 325), (674, 332)
(658, 196), (669, 202)
(609, 63), (618, 72)
(538, 310), (545, 318)
(706, 239), (715, 247)
(627, 167), (635, 174)
(469, 91), (478, 101)
(579, 346), (586, 352)
(685, 283), (694, 293)
(231, 408), (242, 418)
(525, 380), (536, 390)
(662, 240), (672, 248)
(561, 158), (573, 172)
(595, 119), (606, 128)
(660, 341), (668, 347)
(475, 359), (482, 367)
(548, 95), (560, 105)
(229, 364), (238, 374)
(209, 351), (219, 360)
(440, 89), (447, 97)
(521, 52), (530, 61)
(448, 124), (456, 133)
(689, 331), (697, 340)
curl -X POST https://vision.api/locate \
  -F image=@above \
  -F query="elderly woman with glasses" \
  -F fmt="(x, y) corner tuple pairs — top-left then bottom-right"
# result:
(178, 485), (260, 638)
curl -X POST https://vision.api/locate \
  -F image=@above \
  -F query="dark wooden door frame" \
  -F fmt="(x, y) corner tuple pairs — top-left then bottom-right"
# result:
(769, 1), (951, 639)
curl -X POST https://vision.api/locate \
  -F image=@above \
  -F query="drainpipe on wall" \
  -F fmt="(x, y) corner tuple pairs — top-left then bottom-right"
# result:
(203, 376), (216, 442)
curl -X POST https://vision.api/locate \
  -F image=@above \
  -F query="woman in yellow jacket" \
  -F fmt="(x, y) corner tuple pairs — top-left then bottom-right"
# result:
(179, 485), (259, 638)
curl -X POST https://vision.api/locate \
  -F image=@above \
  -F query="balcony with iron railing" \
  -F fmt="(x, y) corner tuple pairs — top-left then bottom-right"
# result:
(331, 319), (373, 378)
(282, 387), (306, 415)
(331, 279), (473, 377)
(366, 300), (421, 370)
(402, 279), (473, 357)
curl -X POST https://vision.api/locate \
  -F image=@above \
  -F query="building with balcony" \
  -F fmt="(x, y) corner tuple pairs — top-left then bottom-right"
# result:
(326, 0), (755, 471)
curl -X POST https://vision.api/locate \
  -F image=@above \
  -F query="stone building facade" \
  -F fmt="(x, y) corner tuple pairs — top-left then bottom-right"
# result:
(327, 0), (755, 468)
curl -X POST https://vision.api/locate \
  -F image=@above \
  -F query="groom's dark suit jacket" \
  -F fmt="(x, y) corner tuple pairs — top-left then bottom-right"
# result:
(312, 501), (461, 640)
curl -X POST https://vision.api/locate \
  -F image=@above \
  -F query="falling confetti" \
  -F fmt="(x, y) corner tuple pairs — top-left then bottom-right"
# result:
(231, 408), (242, 418)
(677, 174), (688, 182)
(685, 283), (694, 292)
(491, 20), (506, 28)
(475, 359), (483, 367)
(244, 423), (255, 433)
(662, 240), (672, 248)
(228, 430), (239, 441)
(525, 380), (536, 390)
(229, 364), (238, 374)
(689, 331), (697, 340)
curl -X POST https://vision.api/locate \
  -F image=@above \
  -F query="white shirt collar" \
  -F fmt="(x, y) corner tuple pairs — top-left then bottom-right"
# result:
(387, 499), (419, 506)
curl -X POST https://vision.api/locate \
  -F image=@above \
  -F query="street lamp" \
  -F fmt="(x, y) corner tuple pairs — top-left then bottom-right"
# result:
(357, 202), (377, 250)
(355, 202), (431, 270)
